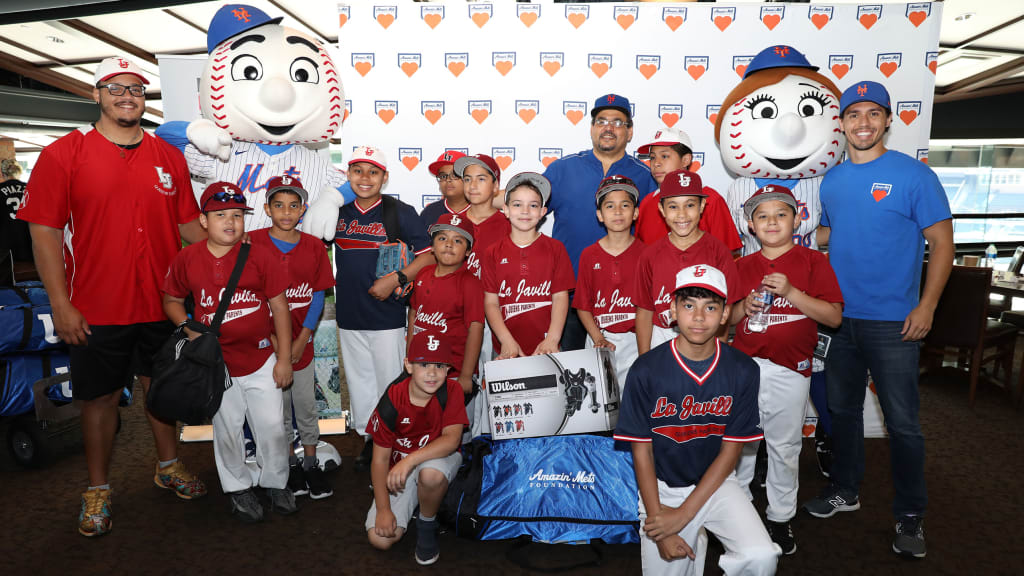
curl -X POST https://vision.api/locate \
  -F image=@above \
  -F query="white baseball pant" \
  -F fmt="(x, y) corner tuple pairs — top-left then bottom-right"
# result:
(640, 476), (779, 576)
(339, 327), (406, 438)
(651, 325), (678, 351)
(586, 329), (638, 393)
(734, 357), (810, 522)
(213, 354), (289, 493)
(470, 323), (496, 439)
(283, 362), (319, 447)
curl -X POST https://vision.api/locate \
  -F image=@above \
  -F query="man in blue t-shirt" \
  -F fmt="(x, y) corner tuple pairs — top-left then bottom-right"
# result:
(544, 93), (657, 350)
(803, 81), (953, 560)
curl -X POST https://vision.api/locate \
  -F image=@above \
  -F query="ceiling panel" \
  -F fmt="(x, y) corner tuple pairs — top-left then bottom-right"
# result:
(80, 9), (207, 54)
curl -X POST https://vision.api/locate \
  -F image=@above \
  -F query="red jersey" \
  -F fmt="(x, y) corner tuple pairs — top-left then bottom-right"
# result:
(465, 210), (511, 280)
(163, 242), (289, 377)
(732, 246), (843, 376)
(410, 264), (485, 379)
(249, 229), (334, 370)
(18, 127), (198, 325)
(573, 239), (646, 333)
(367, 377), (468, 469)
(635, 186), (742, 253)
(482, 234), (576, 354)
(635, 233), (740, 329)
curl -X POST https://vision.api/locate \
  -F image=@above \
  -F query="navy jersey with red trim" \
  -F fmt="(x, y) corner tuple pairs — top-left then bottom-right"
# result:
(333, 196), (431, 331)
(613, 339), (762, 488)
(419, 198), (469, 234)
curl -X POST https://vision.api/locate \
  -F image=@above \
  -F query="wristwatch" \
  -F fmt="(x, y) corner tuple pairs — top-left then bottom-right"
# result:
(395, 270), (409, 286)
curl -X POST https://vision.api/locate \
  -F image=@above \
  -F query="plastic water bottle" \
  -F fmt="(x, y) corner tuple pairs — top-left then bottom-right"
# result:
(748, 285), (774, 333)
(985, 244), (998, 267)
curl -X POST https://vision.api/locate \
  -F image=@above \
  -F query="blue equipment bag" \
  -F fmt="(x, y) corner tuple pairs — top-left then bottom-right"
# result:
(0, 281), (64, 355)
(0, 282), (50, 308)
(0, 351), (70, 417)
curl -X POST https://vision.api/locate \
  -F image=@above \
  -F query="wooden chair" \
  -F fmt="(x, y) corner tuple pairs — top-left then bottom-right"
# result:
(922, 264), (1017, 408)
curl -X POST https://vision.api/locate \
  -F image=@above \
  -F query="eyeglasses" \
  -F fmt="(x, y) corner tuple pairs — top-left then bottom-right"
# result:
(593, 118), (630, 128)
(436, 172), (459, 182)
(99, 83), (146, 97)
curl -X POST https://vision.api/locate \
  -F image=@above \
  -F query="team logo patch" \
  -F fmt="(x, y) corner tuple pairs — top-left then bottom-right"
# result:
(375, 100), (398, 124)
(711, 6), (735, 31)
(613, 5), (638, 30)
(563, 101), (587, 125)
(906, 2), (930, 27)
(450, 213), (462, 225)
(876, 52), (902, 78)
(538, 147), (562, 168)
(540, 52), (563, 77)
(154, 166), (174, 191)
(492, 147), (515, 171)
(636, 55), (660, 80)
(870, 182), (892, 202)
(351, 53), (374, 77)
(422, 194), (441, 208)
(690, 152), (705, 173)
(421, 101), (444, 125)
(337, 5), (349, 28)
(588, 54), (612, 78)
(678, 173), (692, 188)
(732, 55), (755, 78)
(857, 4), (883, 30)
(829, 54), (853, 80)
(427, 335), (440, 351)
(685, 56), (708, 81)
(564, 4), (588, 29)
(808, 5), (832, 30)
(468, 3), (492, 28)
(397, 53), (420, 78)
(760, 5), (785, 30)
(925, 51), (938, 75)
(468, 100), (491, 124)
(658, 104), (682, 128)
(662, 6), (686, 31)
(446, 52), (468, 77)
(420, 4), (444, 29)
(917, 149), (929, 164)
(705, 104), (720, 126)
(374, 5), (397, 29)
(518, 4), (540, 27)
(493, 51), (516, 77)
(399, 148), (421, 171)
(896, 101), (921, 126)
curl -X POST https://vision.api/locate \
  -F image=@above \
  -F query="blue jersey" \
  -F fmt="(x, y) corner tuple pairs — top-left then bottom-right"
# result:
(419, 198), (469, 235)
(544, 150), (657, 274)
(820, 150), (951, 321)
(334, 196), (431, 330)
(614, 339), (762, 488)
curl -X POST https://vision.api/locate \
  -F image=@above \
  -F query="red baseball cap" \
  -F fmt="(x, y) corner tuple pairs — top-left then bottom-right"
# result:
(428, 212), (475, 247)
(408, 332), (453, 366)
(659, 169), (706, 199)
(265, 175), (308, 203)
(743, 185), (798, 220)
(428, 150), (468, 176)
(200, 181), (252, 213)
(454, 154), (501, 184)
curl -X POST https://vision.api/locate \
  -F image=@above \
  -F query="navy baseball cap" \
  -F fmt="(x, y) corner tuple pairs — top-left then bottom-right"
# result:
(839, 81), (892, 115)
(591, 94), (632, 119)
(743, 45), (817, 79)
(207, 4), (283, 53)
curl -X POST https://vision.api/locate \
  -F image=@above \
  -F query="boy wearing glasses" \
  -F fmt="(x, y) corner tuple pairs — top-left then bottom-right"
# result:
(419, 151), (470, 232)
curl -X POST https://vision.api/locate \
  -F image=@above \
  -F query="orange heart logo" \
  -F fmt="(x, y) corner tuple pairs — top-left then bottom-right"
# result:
(707, 113), (718, 126)
(400, 62), (418, 78)
(616, 14), (634, 30)
(665, 15), (683, 31)
(639, 64), (657, 80)
(520, 12), (538, 28)
(802, 424), (815, 437)
(402, 156), (419, 171)
(543, 61), (561, 77)
(423, 110), (442, 125)
(879, 62), (897, 78)
(566, 110), (584, 125)
(661, 113), (679, 128)
(495, 156), (513, 171)
(810, 13), (828, 30)
(495, 61), (513, 76)
(859, 13), (878, 30)
(831, 63), (850, 79)
(687, 65), (705, 81)
(690, 160), (702, 172)
(343, 109), (349, 122)
(920, 157), (929, 164)
(472, 12), (489, 28)
(541, 155), (559, 167)
(928, 61), (937, 74)
(591, 62), (609, 78)
(518, 109), (537, 124)
(354, 62), (372, 77)
(471, 109), (489, 124)
(378, 109), (395, 124)
(762, 14), (781, 30)
(448, 62), (466, 77)
(871, 189), (887, 202)
(714, 15), (732, 31)
(735, 65), (747, 78)
(377, 14), (395, 29)
(423, 14), (441, 29)
(899, 110), (917, 125)
(567, 13), (586, 29)
(908, 11), (927, 27)
(338, 14), (348, 28)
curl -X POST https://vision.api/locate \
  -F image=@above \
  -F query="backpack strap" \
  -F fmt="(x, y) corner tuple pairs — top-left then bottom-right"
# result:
(210, 243), (250, 333)
(373, 371), (449, 433)
(380, 195), (411, 246)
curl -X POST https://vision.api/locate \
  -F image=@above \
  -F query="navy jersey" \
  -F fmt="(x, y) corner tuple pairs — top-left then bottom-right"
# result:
(614, 339), (762, 488)
(334, 196), (431, 331)
(419, 198), (469, 234)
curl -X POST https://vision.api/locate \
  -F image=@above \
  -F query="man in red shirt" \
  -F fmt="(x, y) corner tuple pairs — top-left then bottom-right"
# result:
(18, 56), (207, 537)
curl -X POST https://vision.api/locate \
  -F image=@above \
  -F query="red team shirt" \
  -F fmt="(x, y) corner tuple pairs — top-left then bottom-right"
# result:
(635, 187), (743, 253)
(410, 264), (485, 379)
(249, 229), (335, 370)
(465, 211), (511, 280)
(18, 128), (199, 325)
(635, 233), (741, 329)
(367, 378), (468, 469)
(731, 246), (843, 376)
(573, 239), (646, 333)
(163, 242), (289, 376)
(482, 235), (576, 354)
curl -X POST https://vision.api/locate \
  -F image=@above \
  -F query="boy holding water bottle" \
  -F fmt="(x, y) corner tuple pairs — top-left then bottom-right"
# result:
(728, 184), (843, 555)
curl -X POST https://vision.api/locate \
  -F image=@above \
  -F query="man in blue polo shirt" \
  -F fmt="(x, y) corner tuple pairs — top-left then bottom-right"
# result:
(544, 94), (658, 351)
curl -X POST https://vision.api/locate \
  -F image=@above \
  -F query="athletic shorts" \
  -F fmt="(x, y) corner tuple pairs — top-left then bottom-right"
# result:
(364, 451), (462, 531)
(69, 320), (174, 401)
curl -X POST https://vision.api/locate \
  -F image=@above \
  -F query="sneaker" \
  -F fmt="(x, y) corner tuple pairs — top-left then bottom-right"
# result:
(304, 461), (334, 500)
(267, 487), (298, 515)
(229, 489), (263, 523)
(353, 438), (373, 471)
(815, 436), (833, 479)
(804, 485), (860, 518)
(766, 520), (796, 555)
(78, 488), (112, 537)
(154, 461), (207, 500)
(288, 463), (309, 497)
(893, 515), (926, 558)
(415, 517), (440, 566)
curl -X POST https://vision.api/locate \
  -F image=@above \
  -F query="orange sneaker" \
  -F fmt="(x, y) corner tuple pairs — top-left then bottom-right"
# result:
(154, 461), (207, 500)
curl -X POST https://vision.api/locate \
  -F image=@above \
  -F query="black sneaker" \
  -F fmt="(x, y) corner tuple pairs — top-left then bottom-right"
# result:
(229, 489), (264, 523)
(353, 438), (373, 471)
(893, 515), (926, 558)
(287, 463), (309, 497)
(766, 520), (796, 555)
(804, 485), (860, 518)
(815, 435), (832, 479)
(267, 487), (298, 515)
(304, 461), (334, 500)
(415, 517), (440, 566)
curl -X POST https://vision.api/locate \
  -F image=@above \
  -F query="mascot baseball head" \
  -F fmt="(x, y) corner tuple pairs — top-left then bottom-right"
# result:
(201, 4), (342, 145)
(715, 45), (844, 180)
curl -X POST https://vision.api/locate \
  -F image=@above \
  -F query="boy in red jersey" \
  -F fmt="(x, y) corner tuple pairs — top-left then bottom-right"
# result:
(163, 182), (296, 523)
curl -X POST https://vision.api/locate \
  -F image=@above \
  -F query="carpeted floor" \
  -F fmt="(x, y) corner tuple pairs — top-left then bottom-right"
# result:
(1, 362), (1020, 575)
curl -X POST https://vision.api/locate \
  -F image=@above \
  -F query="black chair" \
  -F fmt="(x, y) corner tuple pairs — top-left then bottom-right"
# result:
(998, 310), (1024, 407)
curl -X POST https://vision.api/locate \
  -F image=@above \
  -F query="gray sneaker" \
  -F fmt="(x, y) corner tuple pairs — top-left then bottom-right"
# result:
(267, 487), (298, 515)
(893, 515), (926, 558)
(229, 489), (263, 523)
(804, 485), (860, 518)
(415, 517), (440, 566)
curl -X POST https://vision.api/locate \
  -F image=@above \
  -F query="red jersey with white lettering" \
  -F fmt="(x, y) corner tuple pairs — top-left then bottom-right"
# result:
(635, 233), (741, 329)
(367, 377), (468, 469)
(482, 234), (576, 354)
(410, 264), (485, 379)
(573, 239), (646, 333)
(249, 229), (334, 370)
(163, 242), (289, 377)
(635, 186), (742, 253)
(465, 210), (511, 280)
(18, 127), (198, 325)
(732, 246), (843, 376)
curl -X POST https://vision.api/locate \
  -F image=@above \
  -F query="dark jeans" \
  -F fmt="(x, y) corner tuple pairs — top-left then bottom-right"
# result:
(826, 318), (927, 519)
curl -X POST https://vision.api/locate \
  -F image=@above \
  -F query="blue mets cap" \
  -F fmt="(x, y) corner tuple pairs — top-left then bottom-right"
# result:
(839, 81), (892, 115)
(591, 94), (632, 119)
(743, 45), (818, 79)
(207, 4), (283, 53)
